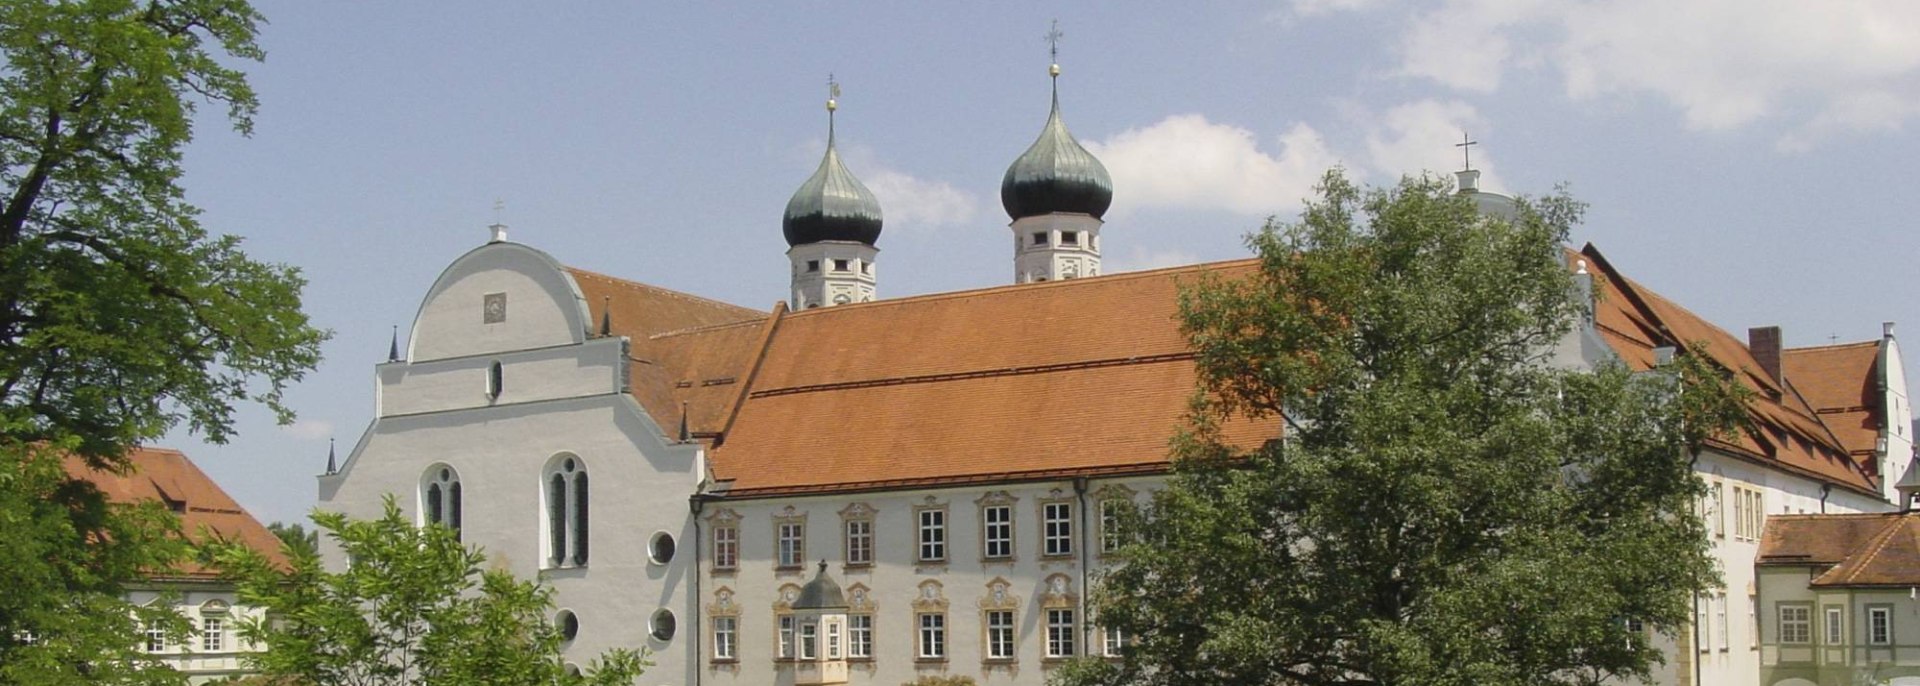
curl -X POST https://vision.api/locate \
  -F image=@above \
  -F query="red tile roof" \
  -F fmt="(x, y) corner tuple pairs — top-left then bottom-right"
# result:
(1783, 341), (1884, 467)
(1577, 245), (1878, 496)
(1760, 512), (1920, 587)
(64, 447), (289, 579)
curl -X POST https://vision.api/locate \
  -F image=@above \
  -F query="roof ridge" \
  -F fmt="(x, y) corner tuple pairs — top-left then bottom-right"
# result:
(650, 317), (768, 340)
(747, 351), (1197, 399)
(778, 258), (1260, 320)
(1840, 515), (1910, 585)
(565, 267), (765, 319)
(1785, 340), (1880, 353)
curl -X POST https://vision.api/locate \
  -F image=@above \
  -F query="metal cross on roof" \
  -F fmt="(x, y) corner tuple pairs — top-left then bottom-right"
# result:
(1046, 20), (1063, 62)
(1455, 132), (1478, 171)
(828, 73), (840, 102)
(492, 199), (505, 223)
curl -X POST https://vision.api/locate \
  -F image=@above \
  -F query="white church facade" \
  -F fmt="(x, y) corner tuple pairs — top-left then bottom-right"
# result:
(316, 62), (1916, 686)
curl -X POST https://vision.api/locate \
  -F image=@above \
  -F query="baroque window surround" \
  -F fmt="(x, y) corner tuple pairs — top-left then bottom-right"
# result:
(979, 577), (1021, 667)
(845, 583), (875, 662)
(774, 583), (802, 661)
(707, 587), (740, 665)
(1041, 574), (1078, 661)
(976, 491), (1018, 564)
(912, 580), (950, 662)
(913, 496), (949, 567)
(706, 508), (741, 574)
(774, 506), (807, 573)
(839, 502), (876, 568)
(1094, 483), (1137, 557)
(1038, 489), (1075, 560)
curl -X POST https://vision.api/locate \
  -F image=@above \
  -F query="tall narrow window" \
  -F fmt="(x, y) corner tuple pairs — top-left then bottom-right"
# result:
(427, 483), (443, 526)
(572, 471), (589, 565)
(486, 361), (503, 400)
(1824, 607), (1843, 645)
(448, 481), (462, 533)
(1869, 606), (1892, 645)
(848, 614), (872, 659)
(1103, 626), (1125, 657)
(201, 617), (224, 652)
(1101, 499), (1127, 553)
(145, 622), (167, 652)
(918, 507), (947, 562)
(1715, 593), (1729, 651)
(713, 524), (738, 570)
(548, 473), (567, 566)
(1046, 609), (1076, 658)
(917, 613), (946, 659)
(712, 617), (736, 661)
(423, 466), (462, 539)
(1043, 501), (1074, 557)
(779, 615), (796, 659)
(986, 610), (1016, 660)
(983, 505), (1013, 559)
(799, 621), (818, 660)
(827, 621), (842, 659)
(845, 519), (872, 565)
(778, 522), (805, 568)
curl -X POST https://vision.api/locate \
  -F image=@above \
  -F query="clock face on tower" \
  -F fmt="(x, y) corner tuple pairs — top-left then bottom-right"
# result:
(483, 292), (507, 324)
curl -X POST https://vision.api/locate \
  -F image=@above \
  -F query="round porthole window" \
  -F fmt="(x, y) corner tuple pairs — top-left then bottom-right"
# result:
(556, 610), (579, 642)
(649, 609), (676, 642)
(648, 532), (676, 565)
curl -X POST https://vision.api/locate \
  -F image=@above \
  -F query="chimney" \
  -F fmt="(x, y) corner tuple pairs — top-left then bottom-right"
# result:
(1748, 326), (1783, 382)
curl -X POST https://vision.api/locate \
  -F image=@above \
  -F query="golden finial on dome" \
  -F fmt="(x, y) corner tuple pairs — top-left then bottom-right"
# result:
(1046, 20), (1064, 78)
(826, 73), (840, 112)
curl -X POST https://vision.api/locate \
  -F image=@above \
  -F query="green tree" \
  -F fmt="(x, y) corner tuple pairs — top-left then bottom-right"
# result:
(266, 520), (318, 559)
(212, 498), (650, 686)
(1060, 171), (1748, 686)
(0, 0), (326, 682)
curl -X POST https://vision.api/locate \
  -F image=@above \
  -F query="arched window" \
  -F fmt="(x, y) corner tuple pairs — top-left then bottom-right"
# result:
(421, 465), (462, 540)
(544, 455), (589, 568)
(486, 361), (503, 401)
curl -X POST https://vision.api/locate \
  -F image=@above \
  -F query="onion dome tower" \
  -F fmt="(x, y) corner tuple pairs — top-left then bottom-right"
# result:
(784, 78), (882, 309)
(1002, 25), (1112, 284)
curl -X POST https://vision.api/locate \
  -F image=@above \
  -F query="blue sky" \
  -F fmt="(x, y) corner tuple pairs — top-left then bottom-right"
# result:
(166, 1), (1920, 526)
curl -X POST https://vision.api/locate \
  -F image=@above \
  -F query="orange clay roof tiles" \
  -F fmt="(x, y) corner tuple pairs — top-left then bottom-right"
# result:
(64, 446), (289, 578)
(1760, 513), (1920, 587)
(1576, 244), (1877, 496)
(1784, 341), (1884, 460)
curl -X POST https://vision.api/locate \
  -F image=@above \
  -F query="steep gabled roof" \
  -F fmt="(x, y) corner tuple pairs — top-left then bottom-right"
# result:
(707, 261), (1280, 497)
(1760, 512), (1920, 587)
(64, 447), (288, 579)
(1783, 340), (1883, 463)
(1577, 244), (1877, 495)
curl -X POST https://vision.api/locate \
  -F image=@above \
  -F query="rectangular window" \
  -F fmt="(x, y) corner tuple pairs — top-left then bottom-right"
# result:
(201, 617), (224, 652)
(713, 525), (738, 570)
(1710, 481), (1726, 538)
(145, 622), (167, 653)
(1825, 607), (1843, 645)
(1716, 593), (1729, 651)
(1101, 499), (1126, 553)
(833, 259), (850, 272)
(713, 617), (736, 660)
(1032, 232), (1048, 246)
(1750, 596), (1760, 648)
(983, 505), (1013, 560)
(1103, 626), (1125, 657)
(827, 621), (842, 659)
(1779, 604), (1811, 644)
(918, 613), (946, 659)
(919, 508), (947, 563)
(1869, 606), (1892, 645)
(986, 610), (1016, 660)
(1047, 609), (1076, 658)
(1061, 231), (1079, 245)
(849, 614), (872, 658)
(1697, 595), (1713, 653)
(779, 615), (795, 659)
(807, 260), (820, 272)
(845, 519), (873, 566)
(1044, 502), (1074, 557)
(778, 522), (804, 568)
(860, 260), (870, 275)
(799, 621), (818, 660)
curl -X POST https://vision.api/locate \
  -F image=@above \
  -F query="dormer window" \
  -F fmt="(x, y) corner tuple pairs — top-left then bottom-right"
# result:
(1061, 231), (1078, 246)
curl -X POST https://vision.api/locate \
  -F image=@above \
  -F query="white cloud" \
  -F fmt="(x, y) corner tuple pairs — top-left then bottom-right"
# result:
(1086, 114), (1342, 217)
(1287, 0), (1388, 17)
(281, 418), (334, 441)
(1106, 245), (1202, 273)
(1363, 99), (1505, 190)
(1314, 0), (1920, 145)
(862, 169), (980, 231)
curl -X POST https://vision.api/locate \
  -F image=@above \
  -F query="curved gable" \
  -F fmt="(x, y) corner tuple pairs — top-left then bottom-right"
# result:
(409, 242), (590, 362)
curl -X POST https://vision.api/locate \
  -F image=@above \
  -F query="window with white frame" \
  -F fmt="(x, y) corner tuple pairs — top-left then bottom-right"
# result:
(827, 620), (842, 659)
(1779, 604), (1811, 644)
(849, 614), (872, 659)
(779, 615), (796, 659)
(986, 610), (1016, 660)
(201, 617), (224, 652)
(1750, 595), (1760, 648)
(1103, 626), (1126, 657)
(712, 523), (738, 571)
(1824, 606), (1843, 645)
(1101, 499), (1128, 553)
(1709, 480), (1725, 538)
(713, 617), (736, 660)
(799, 620), (818, 660)
(778, 521), (805, 569)
(1697, 596), (1712, 652)
(983, 504), (1013, 560)
(1715, 593), (1729, 651)
(145, 622), (167, 652)
(1869, 606), (1892, 645)
(1731, 486), (1765, 541)
(918, 613), (946, 659)
(918, 507), (947, 563)
(845, 519), (873, 566)
(1043, 501), (1073, 557)
(1046, 609), (1076, 658)
(544, 455), (589, 567)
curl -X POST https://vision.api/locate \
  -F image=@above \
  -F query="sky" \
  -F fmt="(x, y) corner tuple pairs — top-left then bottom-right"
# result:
(163, 1), (1920, 527)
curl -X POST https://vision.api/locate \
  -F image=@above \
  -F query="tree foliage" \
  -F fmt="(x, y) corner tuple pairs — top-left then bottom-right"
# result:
(1061, 171), (1748, 686)
(266, 520), (318, 559)
(212, 498), (650, 686)
(0, 1), (325, 682)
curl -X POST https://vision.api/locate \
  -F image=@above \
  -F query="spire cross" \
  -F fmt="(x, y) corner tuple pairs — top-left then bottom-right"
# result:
(1046, 20), (1063, 64)
(825, 73), (840, 144)
(1455, 132), (1478, 171)
(492, 199), (505, 223)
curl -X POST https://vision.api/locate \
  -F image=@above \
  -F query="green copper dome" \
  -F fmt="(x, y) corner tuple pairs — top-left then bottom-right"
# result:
(784, 116), (883, 247)
(1002, 84), (1112, 221)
